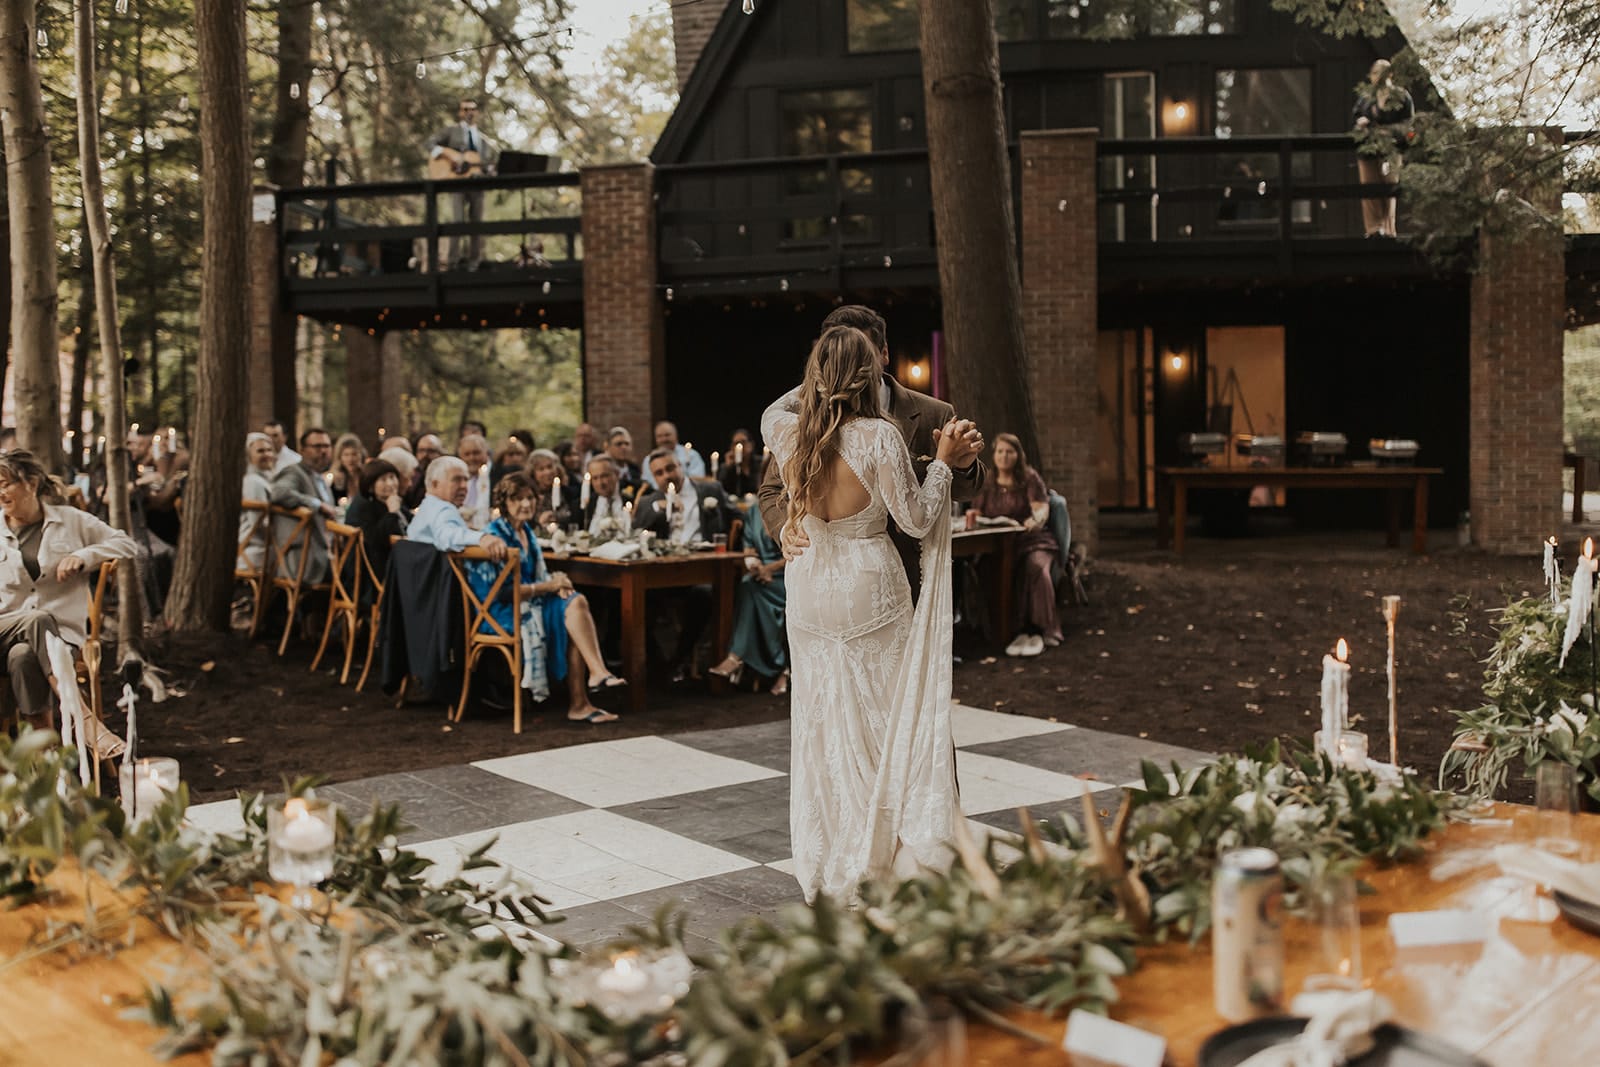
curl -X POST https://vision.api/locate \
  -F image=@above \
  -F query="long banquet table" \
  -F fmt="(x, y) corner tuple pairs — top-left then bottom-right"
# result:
(5, 806), (1600, 1064)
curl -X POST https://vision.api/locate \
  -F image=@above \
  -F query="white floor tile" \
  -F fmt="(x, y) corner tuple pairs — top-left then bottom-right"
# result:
(532, 809), (755, 881)
(950, 702), (1073, 748)
(185, 798), (248, 836)
(956, 751), (1109, 815)
(406, 832), (599, 910)
(765, 858), (797, 876)
(549, 861), (682, 901)
(474, 736), (782, 807)
(482, 821), (621, 881)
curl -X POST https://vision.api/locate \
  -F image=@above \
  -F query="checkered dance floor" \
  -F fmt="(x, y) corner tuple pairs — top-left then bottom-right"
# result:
(186, 705), (1211, 955)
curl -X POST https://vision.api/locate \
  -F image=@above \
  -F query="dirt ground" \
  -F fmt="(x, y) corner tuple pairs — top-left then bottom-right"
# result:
(117, 521), (1550, 803)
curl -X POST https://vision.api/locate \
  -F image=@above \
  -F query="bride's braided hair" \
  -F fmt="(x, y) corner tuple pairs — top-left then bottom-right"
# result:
(783, 325), (883, 535)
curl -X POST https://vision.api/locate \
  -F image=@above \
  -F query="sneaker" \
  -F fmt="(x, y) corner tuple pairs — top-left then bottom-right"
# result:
(1018, 634), (1045, 657)
(1005, 634), (1031, 657)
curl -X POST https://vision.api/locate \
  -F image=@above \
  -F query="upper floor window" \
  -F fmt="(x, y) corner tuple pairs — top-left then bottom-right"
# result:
(780, 88), (875, 239)
(1046, 0), (1237, 39)
(846, 0), (1031, 52)
(1214, 68), (1311, 139)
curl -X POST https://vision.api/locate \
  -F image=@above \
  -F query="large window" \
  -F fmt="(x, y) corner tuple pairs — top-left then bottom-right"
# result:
(1046, 0), (1237, 39)
(780, 89), (874, 240)
(1099, 72), (1157, 242)
(847, 0), (1031, 51)
(1214, 68), (1313, 226)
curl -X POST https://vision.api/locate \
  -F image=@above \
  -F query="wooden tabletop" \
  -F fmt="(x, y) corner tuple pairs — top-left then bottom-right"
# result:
(7, 806), (1600, 1064)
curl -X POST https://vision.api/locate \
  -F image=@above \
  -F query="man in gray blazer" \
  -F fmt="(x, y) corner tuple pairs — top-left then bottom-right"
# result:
(423, 99), (501, 270)
(269, 428), (338, 586)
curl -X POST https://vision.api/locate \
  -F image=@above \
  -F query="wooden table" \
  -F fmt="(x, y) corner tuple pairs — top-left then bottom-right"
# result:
(556, 550), (750, 714)
(953, 526), (1021, 649)
(1155, 466), (1441, 557)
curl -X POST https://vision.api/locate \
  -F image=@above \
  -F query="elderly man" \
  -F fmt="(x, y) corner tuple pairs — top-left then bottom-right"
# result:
(456, 434), (492, 529)
(264, 419), (301, 474)
(642, 420), (706, 489)
(580, 455), (629, 536)
(605, 426), (644, 501)
(269, 427), (338, 584)
(407, 457), (508, 561)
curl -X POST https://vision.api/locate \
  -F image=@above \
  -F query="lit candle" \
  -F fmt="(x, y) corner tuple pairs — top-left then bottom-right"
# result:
(63, 429), (73, 455)
(735, 442), (744, 468)
(596, 954), (650, 997)
(96, 435), (105, 458)
(152, 433), (164, 461)
(166, 427), (176, 453)
(666, 481), (678, 521)
(323, 470), (334, 486)
(580, 471), (592, 509)
(1319, 639), (1350, 761)
(710, 451), (720, 478)
(122, 757), (179, 828)
(280, 797), (335, 854)
(622, 501), (633, 535)
(1382, 596), (1401, 767)
(551, 475), (562, 511)
(1546, 536), (1562, 606)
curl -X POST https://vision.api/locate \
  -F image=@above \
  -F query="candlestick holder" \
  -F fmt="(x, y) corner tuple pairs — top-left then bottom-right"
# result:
(120, 757), (180, 828)
(268, 797), (338, 910)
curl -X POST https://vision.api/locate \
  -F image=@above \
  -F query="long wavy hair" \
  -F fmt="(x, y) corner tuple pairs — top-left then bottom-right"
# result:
(782, 325), (883, 533)
(0, 449), (66, 504)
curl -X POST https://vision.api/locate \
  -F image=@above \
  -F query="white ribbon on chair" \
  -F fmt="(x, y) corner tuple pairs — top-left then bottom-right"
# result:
(43, 632), (91, 786)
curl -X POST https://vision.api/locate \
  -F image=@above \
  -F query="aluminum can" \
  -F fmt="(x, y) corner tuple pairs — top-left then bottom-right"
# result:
(1212, 847), (1284, 1021)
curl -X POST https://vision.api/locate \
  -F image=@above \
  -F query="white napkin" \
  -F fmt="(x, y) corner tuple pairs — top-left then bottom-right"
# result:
(587, 540), (641, 561)
(1234, 990), (1391, 1067)
(1494, 844), (1600, 902)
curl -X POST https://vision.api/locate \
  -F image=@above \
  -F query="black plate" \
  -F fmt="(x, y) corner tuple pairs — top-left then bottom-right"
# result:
(1199, 1017), (1489, 1067)
(1553, 889), (1600, 937)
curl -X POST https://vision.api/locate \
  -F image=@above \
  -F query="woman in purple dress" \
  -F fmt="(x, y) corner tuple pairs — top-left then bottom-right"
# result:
(966, 433), (1061, 656)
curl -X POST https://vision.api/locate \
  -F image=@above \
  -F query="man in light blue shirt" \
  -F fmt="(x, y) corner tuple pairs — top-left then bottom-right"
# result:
(642, 419), (706, 489)
(408, 457), (508, 561)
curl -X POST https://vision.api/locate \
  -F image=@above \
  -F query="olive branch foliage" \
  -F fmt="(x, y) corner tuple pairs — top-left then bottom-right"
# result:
(0, 730), (1454, 1065)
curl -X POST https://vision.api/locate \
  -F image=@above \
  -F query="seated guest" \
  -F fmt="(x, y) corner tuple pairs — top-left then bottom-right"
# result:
(381, 444), (421, 511)
(264, 419), (300, 474)
(240, 432), (275, 571)
(490, 436), (530, 487)
(468, 472), (627, 724)
(525, 448), (576, 528)
(554, 439), (584, 479)
(580, 455), (629, 536)
(717, 427), (761, 499)
(406, 456), (508, 561)
(344, 458), (410, 583)
(508, 428), (537, 454)
(635, 447), (738, 545)
(642, 420), (706, 489)
(572, 422), (600, 466)
(967, 432), (1062, 655)
(399, 434), (438, 509)
(708, 501), (789, 695)
(329, 433), (367, 501)
(0, 450), (137, 730)
(605, 426), (643, 500)
(458, 418), (488, 444)
(269, 427), (338, 585)
(456, 434), (493, 528)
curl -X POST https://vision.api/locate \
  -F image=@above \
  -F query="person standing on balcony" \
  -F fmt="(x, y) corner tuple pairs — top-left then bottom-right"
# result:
(1352, 59), (1414, 238)
(424, 99), (500, 269)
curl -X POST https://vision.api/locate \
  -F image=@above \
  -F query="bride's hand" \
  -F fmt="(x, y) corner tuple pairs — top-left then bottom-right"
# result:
(781, 521), (810, 563)
(935, 419), (976, 466)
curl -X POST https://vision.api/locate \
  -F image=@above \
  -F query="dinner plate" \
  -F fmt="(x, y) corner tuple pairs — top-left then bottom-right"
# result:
(1553, 889), (1600, 937)
(1198, 1018), (1488, 1066)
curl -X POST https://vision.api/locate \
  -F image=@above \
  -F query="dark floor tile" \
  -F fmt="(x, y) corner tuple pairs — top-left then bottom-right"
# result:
(542, 900), (656, 947)
(611, 799), (782, 848)
(699, 865), (805, 910)
(964, 728), (1212, 787)
(718, 827), (792, 864)
(696, 776), (791, 809)
(408, 764), (588, 822)
(671, 719), (792, 773)
(970, 795), (1118, 835)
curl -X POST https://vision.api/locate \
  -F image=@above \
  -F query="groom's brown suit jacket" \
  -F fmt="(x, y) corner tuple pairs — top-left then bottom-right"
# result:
(757, 375), (986, 592)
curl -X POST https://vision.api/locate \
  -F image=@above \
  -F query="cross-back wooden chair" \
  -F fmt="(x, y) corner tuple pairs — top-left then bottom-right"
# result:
(236, 500), (274, 638)
(266, 506), (319, 656)
(354, 535), (387, 692)
(446, 546), (523, 733)
(727, 517), (744, 552)
(309, 521), (362, 682)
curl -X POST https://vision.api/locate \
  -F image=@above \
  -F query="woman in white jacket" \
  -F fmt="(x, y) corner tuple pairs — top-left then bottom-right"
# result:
(0, 450), (137, 729)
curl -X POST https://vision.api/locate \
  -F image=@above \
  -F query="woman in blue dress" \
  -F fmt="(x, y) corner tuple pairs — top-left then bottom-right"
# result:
(707, 502), (790, 695)
(468, 471), (627, 723)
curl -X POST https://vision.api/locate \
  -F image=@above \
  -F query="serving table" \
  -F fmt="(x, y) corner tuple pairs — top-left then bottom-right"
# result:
(953, 525), (1020, 649)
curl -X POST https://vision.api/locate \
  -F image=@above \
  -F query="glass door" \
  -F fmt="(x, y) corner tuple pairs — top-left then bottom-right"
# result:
(1099, 72), (1156, 243)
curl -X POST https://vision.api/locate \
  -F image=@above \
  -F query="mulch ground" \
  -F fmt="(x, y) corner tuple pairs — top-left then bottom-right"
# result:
(117, 524), (1550, 804)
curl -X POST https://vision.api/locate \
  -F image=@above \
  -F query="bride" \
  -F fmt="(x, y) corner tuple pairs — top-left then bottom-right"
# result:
(761, 324), (981, 902)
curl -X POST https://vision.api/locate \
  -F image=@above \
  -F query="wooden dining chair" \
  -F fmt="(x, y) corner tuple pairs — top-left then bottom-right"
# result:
(309, 522), (362, 683)
(727, 517), (744, 552)
(354, 536), (387, 692)
(236, 500), (274, 638)
(446, 546), (523, 733)
(266, 506), (318, 656)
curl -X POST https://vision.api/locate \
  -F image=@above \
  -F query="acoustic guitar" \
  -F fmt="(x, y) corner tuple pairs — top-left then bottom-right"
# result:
(427, 148), (485, 181)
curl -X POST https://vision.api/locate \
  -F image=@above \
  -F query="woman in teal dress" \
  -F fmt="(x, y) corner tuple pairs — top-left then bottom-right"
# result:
(709, 503), (790, 695)
(468, 471), (628, 723)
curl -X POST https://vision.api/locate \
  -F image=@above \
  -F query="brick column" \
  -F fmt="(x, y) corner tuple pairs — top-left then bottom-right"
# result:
(1020, 129), (1099, 554)
(247, 185), (292, 432)
(1469, 169), (1565, 552)
(345, 330), (402, 445)
(581, 163), (663, 451)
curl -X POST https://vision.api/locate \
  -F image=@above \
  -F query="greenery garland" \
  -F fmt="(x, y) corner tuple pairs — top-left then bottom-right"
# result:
(0, 729), (1458, 1066)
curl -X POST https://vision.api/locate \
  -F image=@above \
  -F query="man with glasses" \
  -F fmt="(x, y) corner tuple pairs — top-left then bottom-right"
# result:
(423, 99), (500, 270)
(269, 427), (338, 585)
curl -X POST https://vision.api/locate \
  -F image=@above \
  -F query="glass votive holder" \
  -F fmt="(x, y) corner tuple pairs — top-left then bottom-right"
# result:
(268, 797), (338, 909)
(1335, 731), (1369, 771)
(120, 756), (180, 828)
(1301, 873), (1363, 994)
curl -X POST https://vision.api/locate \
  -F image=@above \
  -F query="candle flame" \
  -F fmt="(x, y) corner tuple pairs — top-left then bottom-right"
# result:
(285, 797), (310, 820)
(1336, 638), (1348, 662)
(584, 472), (591, 482)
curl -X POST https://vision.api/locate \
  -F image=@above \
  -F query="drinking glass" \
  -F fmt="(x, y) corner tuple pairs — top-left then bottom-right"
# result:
(1535, 761), (1582, 858)
(712, 534), (728, 553)
(1301, 873), (1363, 994)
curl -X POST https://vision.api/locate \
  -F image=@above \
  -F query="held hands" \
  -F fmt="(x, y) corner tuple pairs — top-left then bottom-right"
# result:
(934, 418), (984, 468)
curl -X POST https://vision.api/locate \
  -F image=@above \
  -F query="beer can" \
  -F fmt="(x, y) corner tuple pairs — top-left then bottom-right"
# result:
(1212, 847), (1284, 1021)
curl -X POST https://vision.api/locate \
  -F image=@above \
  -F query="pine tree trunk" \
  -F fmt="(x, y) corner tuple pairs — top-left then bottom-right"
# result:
(0, 0), (63, 470)
(69, 229), (93, 463)
(74, 0), (146, 654)
(0, 144), (11, 414)
(166, 0), (250, 632)
(918, 0), (1039, 462)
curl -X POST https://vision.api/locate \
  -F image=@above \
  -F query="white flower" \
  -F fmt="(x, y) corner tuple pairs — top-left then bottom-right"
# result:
(702, 497), (718, 511)
(1273, 803), (1315, 831)
(1231, 791), (1258, 815)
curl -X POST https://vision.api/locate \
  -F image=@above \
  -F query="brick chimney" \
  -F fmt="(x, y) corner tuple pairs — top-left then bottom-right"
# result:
(670, 0), (728, 91)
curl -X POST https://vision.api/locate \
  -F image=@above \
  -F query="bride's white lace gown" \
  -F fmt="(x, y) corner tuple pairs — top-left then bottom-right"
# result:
(762, 388), (961, 902)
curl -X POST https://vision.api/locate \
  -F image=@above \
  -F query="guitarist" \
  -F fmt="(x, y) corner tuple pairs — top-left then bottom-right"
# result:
(424, 99), (500, 270)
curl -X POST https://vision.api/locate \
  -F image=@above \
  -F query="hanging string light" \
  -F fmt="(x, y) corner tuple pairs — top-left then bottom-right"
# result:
(415, 59), (427, 79)
(178, 94), (189, 112)
(289, 82), (300, 99)
(742, 0), (755, 12)
(115, 0), (130, 12)
(35, 27), (46, 49)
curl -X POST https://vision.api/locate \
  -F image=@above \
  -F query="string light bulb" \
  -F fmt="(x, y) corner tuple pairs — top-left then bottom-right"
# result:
(742, 0), (755, 12)
(115, 0), (129, 12)
(178, 94), (189, 112)
(35, 27), (46, 49)
(290, 82), (300, 99)
(541, 280), (551, 294)
(415, 60), (427, 79)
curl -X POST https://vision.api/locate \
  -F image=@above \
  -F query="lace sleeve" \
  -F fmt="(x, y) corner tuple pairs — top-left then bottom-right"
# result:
(872, 421), (951, 539)
(760, 386), (803, 467)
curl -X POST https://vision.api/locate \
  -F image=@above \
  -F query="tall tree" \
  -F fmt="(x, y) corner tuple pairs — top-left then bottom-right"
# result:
(0, 0), (63, 469)
(266, 0), (314, 426)
(166, 0), (249, 632)
(918, 0), (1038, 462)
(74, 0), (146, 656)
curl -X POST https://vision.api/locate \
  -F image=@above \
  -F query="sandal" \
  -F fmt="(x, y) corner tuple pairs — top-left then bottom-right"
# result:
(770, 669), (789, 697)
(569, 708), (619, 724)
(587, 673), (628, 692)
(708, 655), (744, 684)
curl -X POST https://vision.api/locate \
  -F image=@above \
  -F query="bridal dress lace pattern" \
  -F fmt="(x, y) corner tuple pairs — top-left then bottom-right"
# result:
(762, 388), (961, 903)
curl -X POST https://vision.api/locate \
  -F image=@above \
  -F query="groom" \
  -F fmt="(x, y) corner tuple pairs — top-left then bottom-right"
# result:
(758, 304), (987, 589)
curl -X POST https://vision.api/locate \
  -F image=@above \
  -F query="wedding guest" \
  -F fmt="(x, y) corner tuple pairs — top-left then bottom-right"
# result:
(467, 472), (627, 723)
(344, 458), (410, 583)
(0, 450), (137, 730)
(555, 439), (584, 479)
(708, 501), (789, 695)
(508, 428), (537, 454)
(330, 433), (367, 501)
(458, 419), (489, 443)
(413, 433), (444, 468)
(526, 448), (576, 527)
(580, 455), (628, 536)
(573, 422), (600, 466)
(717, 427), (761, 499)
(456, 434), (492, 528)
(643, 420), (706, 489)
(269, 427), (338, 585)
(491, 436), (530, 486)
(404, 433), (443, 508)
(264, 418), (301, 474)
(1352, 57), (1414, 238)
(967, 432), (1062, 656)
(406, 456), (507, 561)
(605, 426), (643, 500)
(240, 432), (275, 571)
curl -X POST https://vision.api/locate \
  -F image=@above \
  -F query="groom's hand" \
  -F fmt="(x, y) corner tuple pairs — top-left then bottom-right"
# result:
(781, 521), (810, 563)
